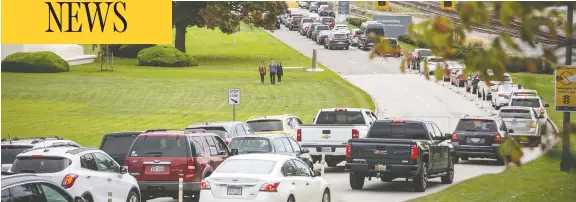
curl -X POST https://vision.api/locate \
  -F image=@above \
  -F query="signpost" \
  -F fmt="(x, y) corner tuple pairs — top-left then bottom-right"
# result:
(560, 3), (573, 172)
(228, 88), (241, 121)
(338, 1), (349, 14)
(555, 66), (576, 112)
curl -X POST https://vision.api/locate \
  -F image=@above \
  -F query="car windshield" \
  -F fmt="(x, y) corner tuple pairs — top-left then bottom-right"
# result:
(187, 126), (227, 139)
(315, 111), (366, 124)
(302, 18), (313, 23)
(366, 27), (384, 36)
(10, 157), (71, 173)
(292, 17), (302, 22)
(1, 145), (34, 164)
(128, 136), (189, 157)
(417, 50), (432, 57)
(334, 34), (347, 39)
(455, 119), (498, 132)
(510, 98), (541, 108)
(500, 109), (533, 119)
(229, 137), (272, 154)
(367, 122), (428, 139)
(387, 39), (398, 45)
(247, 120), (284, 132)
(216, 159), (277, 174)
(316, 25), (329, 30)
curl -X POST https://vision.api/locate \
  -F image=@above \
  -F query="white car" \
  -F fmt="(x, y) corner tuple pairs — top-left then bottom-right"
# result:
(9, 147), (140, 202)
(478, 72), (513, 101)
(498, 106), (545, 146)
(333, 24), (349, 31)
(508, 95), (550, 119)
(491, 84), (517, 109)
(200, 154), (331, 202)
(421, 56), (447, 76)
(1, 136), (80, 172)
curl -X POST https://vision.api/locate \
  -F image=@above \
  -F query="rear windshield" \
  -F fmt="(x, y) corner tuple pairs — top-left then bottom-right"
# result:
(187, 126), (227, 139)
(216, 159), (276, 174)
(322, 18), (335, 23)
(334, 34), (347, 39)
(128, 136), (189, 157)
(387, 39), (398, 44)
(503, 76), (512, 81)
(510, 98), (541, 108)
(292, 17), (303, 21)
(1, 145), (34, 164)
(498, 85), (515, 92)
(302, 18), (314, 23)
(513, 92), (537, 97)
(247, 120), (284, 132)
(315, 111), (366, 125)
(500, 109), (533, 119)
(455, 119), (498, 132)
(418, 50), (432, 57)
(229, 137), (272, 154)
(10, 157), (71, 173)
(316, 25), (329, 30)
(428, 58), (444, 63)
(367, 122), (428, 139)
(101, 135), (138, 157)
(366, 27), (384, 36)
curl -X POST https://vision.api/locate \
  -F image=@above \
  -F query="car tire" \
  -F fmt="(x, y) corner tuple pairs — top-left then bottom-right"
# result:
(461, 156), (469, 161)
(466, 84), (471, 92)
(349, 172), (365, 190)
(82, 194), (94, 202)
(322, 189), (331, 202)
(441, 156), (454, 184)
(329, 45), (333, 50)
(308, 162), (314, 170)
(454, 156), (460, 164)
(472, 86), (478, 94)
(496, 157), (506, 165)
(345, 46), (349, 50)
(380, 177), (395, 182)
(126, 190), (139, 202)
(413, 162), (428, 192)
(324, 44), (328, 49)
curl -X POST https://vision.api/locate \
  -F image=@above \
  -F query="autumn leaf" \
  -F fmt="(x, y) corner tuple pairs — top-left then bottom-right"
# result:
(527, 62), (537, 73)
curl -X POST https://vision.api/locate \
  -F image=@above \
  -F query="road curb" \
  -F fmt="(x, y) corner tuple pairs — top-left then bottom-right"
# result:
(546, 117), (560, 135)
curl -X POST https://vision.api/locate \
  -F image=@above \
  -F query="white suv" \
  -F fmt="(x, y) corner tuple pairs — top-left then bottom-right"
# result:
(1, 136), (80, 172)
(9, 147), (140, 202)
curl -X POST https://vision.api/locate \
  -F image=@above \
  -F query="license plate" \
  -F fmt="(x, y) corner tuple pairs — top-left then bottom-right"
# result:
(151, 166), (164, 172)
(321, 147), (332, 152)
(470, 138), (481, 143)
(227, 186), (242, 195)
(375, 164), (386, 171)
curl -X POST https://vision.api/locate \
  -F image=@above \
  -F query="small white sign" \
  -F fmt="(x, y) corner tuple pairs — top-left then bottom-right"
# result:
(228, 88), (241, 105)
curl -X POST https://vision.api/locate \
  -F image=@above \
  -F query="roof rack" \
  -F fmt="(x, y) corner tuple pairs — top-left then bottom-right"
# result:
(22, 142), (81, 153)
(66, 147), (98, 155)
(144, 129), (183, 133)
(184, 128), (207, 133)
(2, 136), (63, 142)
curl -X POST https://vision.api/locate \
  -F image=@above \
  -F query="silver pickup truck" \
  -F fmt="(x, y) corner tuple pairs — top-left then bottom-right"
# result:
(297, 108), (378, 167)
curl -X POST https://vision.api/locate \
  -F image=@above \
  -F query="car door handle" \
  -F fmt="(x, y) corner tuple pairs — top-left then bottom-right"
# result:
(85, 176), (91, 179)
(107, 178), (112, 182)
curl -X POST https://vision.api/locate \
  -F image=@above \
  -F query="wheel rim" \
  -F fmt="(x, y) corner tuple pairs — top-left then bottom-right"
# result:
(129, 195), (138, 202)
(323, 191), (330, 202)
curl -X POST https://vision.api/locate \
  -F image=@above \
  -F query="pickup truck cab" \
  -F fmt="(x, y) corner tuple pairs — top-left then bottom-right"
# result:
(298, 108), (378, 167)
(346, 119), (454, 192)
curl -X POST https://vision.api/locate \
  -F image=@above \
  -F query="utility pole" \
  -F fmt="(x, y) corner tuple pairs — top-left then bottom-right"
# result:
(560, 2), (573, 172)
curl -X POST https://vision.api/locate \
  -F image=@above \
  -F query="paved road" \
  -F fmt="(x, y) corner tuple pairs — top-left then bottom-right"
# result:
(150, 9), (555, 202)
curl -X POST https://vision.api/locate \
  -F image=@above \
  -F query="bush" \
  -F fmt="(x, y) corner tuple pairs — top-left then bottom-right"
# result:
(108, 44), (122, 56)
(506, 56), (554, 74)
(346, 17), (368, 27)
(465, 37), (485, 48)
(137, 46), (198, 67)
(397, 35), (415, 45)
(118, 44), (156, 58)
(1, 51), (69, 73)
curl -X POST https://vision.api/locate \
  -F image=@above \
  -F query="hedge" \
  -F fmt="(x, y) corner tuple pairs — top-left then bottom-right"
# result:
(137, 46), (198, 67)
(118, 44), (156, 58)
(346, 17), (368, 27)
(1, 51), (70, 73)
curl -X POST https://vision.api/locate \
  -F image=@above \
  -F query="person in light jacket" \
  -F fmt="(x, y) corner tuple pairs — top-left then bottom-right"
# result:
(269, 59), (277, 84)
(258, 60), (266, 84)
(276, 62), (284, 84)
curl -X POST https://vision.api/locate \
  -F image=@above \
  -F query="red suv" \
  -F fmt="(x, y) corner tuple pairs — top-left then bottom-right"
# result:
(124, 129), (230, 201)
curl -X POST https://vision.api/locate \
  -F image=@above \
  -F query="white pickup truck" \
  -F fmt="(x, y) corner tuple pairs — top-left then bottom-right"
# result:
(297, 108), (378, 167)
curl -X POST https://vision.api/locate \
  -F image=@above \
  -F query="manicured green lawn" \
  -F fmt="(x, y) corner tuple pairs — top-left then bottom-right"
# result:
(1, 24), (374, 147)
(411, 73), (576, 202)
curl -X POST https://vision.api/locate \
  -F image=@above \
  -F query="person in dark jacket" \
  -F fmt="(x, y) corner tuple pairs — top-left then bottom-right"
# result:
(269, 59), (277, 84)
(258, 60), (266, 84)
(276, 62), (284, 84)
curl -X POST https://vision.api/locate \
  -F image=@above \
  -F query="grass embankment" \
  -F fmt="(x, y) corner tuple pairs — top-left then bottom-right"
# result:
(1, 24), (374, 147)
(412, 73), (576, 202)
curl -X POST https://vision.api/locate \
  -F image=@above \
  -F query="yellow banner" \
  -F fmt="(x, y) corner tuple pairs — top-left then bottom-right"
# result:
(2, 0), (172, 44)
(555, 65), (576, 112)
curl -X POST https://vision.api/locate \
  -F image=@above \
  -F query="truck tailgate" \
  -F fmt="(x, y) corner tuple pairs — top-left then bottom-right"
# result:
(300, 124), (366, 144)
(350, 138), (414, 164)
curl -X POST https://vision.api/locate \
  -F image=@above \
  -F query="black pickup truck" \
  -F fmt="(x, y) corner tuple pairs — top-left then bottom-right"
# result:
(345, 120), (455, 192)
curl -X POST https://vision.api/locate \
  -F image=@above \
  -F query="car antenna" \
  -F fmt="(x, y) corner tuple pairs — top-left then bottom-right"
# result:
(8, 134), (12, 144)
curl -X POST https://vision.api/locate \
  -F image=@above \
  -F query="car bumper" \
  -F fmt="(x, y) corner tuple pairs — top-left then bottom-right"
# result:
(345, 163), (420, 178)
(139, 181), (200, 195)
(453, 145), (500, 158)
(200, 190), (288, 202)
(495, 98), (510, 106)
(330, 42), (350, 47)
(303, 145), (347, 161)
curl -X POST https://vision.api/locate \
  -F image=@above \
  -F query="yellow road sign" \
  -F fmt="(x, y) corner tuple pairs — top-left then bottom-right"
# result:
(555, 65), (576, 111)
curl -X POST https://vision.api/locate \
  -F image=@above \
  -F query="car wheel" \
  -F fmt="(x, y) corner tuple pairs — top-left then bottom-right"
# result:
(329, 45), (333, 50)
(324, 44), (328, 49)
(322, 189), (331, 202)
(126, 190), (139, 202)
(496, 157), (506, 165)
(287, 195), (295, 202)
(82, 194), (94, 202)
(466, 84), (471, 92)
(454, 156), (460, 164)
(441, 156), (454, 184)
(413, 162), (428, 192)
(349, 172), (365, 190)
(308, 162), (314, 170)
(461, 156), (469, 161)
(346, 46), (350, 50)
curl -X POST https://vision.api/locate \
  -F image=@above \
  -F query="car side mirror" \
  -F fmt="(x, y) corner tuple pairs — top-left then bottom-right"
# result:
(508, 129), (515, 133)
(313, 170), (322, 177)
(312, 118), (316, 123)
(120, 166), (128, 174)
(301, 148), (310, 153)
(74, 196), (87, 202)
(544, 104), (549, 107)
(230, 149), (239, 156)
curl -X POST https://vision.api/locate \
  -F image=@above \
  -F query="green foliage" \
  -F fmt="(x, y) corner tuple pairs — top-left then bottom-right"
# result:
(137, 46), (198, 67)
(1, 51), (69, 73)
(118, 44), (157, 58)
(506, 56), (555, 74)
(346, 17), (368, 27)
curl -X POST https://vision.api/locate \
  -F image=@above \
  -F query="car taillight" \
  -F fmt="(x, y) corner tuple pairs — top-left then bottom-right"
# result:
(297, 129), (302, 142)
(498, 93), (506, 97)
(540, 108), (545, 115)
(353, 34), (358, 37)
(187, 159), (196, 174)
(451, 133), (458, 142)
(352, 129), (359, 139)
(226, 140), (230, 145)
(410, 145), (418, 160)
(259, 182), (280, 192)
(494, 134), (503, 144)
(530, 121), (536, 128)
(346, 143), (352, 158)
(201, 180), (211, 190)
(61, 174), (78, 189)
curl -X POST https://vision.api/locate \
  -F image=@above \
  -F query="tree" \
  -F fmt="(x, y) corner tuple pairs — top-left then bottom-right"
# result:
(371, 1), (575, 167)
(172, 1), (287, 53)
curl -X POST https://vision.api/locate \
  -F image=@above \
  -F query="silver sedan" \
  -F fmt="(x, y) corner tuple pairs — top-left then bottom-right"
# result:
(498, 106), (544, 147)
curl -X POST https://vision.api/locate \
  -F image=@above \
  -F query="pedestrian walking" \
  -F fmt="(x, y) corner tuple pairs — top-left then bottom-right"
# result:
(258, 60), (266, 84)
(269, 59), (277, 84)
(277, 62), (284, 84)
